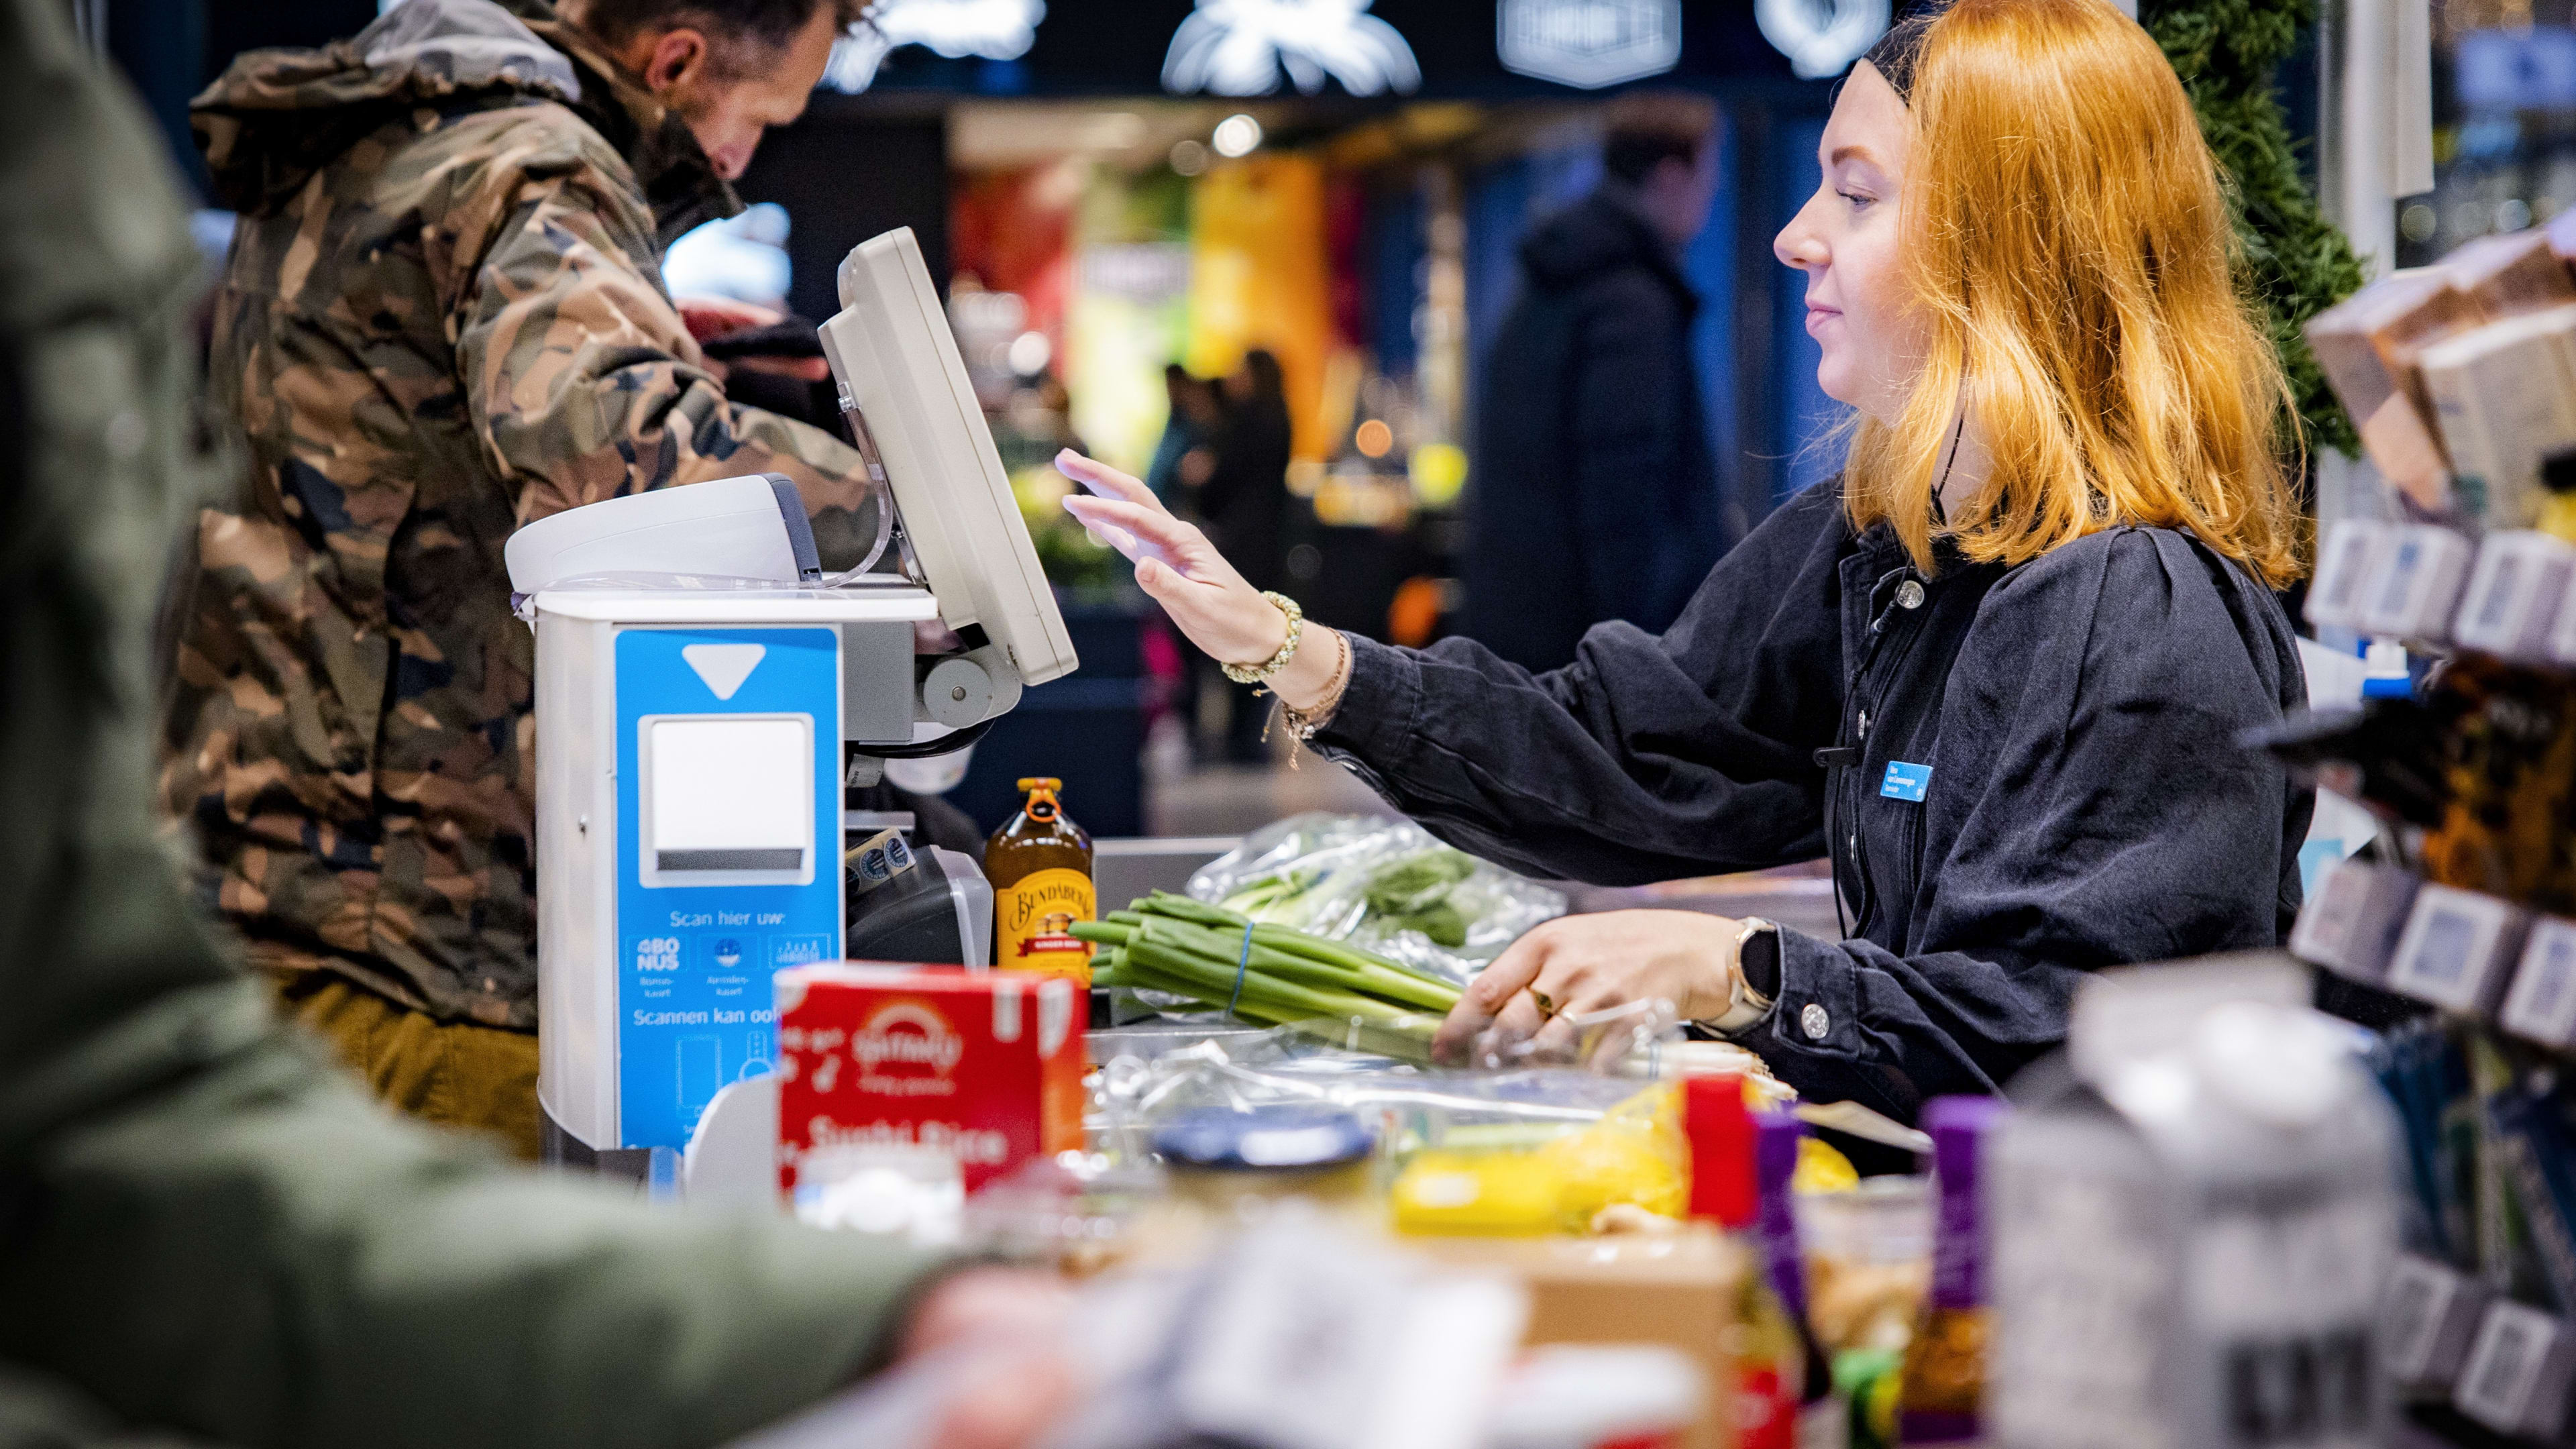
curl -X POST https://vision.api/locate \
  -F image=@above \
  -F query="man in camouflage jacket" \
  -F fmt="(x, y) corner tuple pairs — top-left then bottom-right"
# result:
(163, 0), (874, 1154)
(3, 13), (1087, 1444)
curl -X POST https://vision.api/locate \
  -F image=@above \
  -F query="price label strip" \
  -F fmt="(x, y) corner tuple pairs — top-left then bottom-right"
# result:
(2455, 1300), (2576, 1439)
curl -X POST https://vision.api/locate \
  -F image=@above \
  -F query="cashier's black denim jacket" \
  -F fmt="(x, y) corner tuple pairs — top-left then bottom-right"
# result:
(1313, 480), (2313, 1118)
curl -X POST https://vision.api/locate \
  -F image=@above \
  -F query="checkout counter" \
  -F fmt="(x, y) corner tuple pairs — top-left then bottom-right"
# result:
(503, 227), (1075, 1175)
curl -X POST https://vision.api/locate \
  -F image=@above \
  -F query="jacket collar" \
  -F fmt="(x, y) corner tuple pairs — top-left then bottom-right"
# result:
(500, 0), (742, 248)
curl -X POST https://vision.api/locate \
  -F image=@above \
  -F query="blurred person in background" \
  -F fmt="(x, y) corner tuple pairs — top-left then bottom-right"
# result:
(160, 0), (897, 1159)
(1144, 363), (1220, 504)
(1462, 93), (1727, 673)
(0, 2), (1074, 1444)
(1195, 348), (1294, 763)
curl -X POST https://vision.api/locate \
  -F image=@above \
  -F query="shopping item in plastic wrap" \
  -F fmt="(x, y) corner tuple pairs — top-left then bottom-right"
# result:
(1187, 812), (1568, 982)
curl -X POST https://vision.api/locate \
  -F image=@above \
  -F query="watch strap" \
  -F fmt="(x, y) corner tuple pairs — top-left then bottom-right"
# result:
(1706, 917), (1780, 1034)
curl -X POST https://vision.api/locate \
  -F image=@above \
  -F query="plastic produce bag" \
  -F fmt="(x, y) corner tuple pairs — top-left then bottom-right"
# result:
(1188, 813), (1567, 983)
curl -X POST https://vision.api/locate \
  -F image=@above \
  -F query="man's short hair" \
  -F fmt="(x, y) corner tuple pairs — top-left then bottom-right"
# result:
(1601, 93), (1718, 184)
(580, 0), (861, 66)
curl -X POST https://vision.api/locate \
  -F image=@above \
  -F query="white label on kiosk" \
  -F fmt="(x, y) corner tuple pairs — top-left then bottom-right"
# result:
(2360, 525), (2475, 642)
(2385, 884), (2532, 1015)
(2455, 531), (2576, 661)
(2502, 917), (2576, 1049)
(640, 715), (814, 885)
(2307, 519), (2393, 632)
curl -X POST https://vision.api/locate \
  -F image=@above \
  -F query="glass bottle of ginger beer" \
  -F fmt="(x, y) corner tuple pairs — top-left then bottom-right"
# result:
(986, 777), (1095, 983)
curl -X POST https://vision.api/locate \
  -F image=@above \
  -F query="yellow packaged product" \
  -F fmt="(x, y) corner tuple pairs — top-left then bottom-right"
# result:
(1391, 1081), (1701, 1236)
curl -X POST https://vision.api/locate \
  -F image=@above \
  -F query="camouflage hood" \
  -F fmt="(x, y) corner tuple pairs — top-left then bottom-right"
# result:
(193, 0), (737, 244)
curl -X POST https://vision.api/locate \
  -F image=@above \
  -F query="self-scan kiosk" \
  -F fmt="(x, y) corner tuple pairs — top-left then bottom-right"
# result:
(505, 227), (1076, 1171)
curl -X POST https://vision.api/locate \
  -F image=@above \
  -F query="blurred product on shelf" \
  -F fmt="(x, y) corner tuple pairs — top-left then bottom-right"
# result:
(2420, 305), (2576, 527)
(2307, 270), (2485, 511)
(1988, 961), (2402, 1449)
(1894, 1097), (2002, 1447)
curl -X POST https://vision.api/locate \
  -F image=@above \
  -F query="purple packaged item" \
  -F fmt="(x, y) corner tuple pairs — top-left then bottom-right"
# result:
(1900, 1093), (2008, 1446)
(1925, 1095), (2006, 1311)
(1754, 1108), (1810, 1325)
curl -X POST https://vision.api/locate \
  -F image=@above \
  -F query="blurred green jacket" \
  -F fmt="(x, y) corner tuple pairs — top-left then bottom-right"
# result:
(0, 3), (938, 1445)
(161, 0), (879, 1029)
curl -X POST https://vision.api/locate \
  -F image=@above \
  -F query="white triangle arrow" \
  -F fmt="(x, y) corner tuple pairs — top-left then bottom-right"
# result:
(681, 643), (766, 700)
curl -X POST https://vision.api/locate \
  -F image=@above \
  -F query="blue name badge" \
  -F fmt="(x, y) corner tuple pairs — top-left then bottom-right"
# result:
(1880, 761), (1932, 802)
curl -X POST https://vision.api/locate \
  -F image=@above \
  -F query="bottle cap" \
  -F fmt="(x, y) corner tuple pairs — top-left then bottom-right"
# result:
(1682, 1073), (1758, 1228)
(1152, 1106), (1376, 1171)
(2546, 447), (2576, 495)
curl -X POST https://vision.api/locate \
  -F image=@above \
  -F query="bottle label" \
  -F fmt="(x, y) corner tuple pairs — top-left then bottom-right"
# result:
(1736, 1364), (1796, 1449)
(996, 867), (1095, 983)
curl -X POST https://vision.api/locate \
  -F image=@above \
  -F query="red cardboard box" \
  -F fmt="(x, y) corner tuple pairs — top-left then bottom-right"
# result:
(775, 963), (1084, 1194)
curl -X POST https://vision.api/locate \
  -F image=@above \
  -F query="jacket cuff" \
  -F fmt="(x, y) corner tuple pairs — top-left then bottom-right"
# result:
(1311, 636), (1420, 765)
(1758, 925), (1867, 1062)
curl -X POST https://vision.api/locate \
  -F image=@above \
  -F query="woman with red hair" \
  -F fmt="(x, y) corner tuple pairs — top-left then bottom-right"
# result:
(1059, 0), (2310, 1118)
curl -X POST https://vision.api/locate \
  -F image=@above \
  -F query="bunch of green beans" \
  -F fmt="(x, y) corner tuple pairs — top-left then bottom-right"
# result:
(1074, 892), (1462, 1061)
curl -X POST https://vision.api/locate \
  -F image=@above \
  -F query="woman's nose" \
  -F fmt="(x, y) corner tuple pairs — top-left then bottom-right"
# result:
(1774, 193), (1829, 271)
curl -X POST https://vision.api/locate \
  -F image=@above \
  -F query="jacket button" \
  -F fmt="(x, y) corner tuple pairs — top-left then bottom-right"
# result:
(1896, 579), (1925, 610)
(1801, 1003), (1831, 1040)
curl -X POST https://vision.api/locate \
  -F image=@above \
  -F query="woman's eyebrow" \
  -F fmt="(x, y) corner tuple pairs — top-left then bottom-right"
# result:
(1828, 144), (1882, 170)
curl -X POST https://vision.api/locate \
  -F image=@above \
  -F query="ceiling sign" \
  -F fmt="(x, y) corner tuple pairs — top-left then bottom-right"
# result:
(1754, 0), (1888, 80)
(1161, 0), (1422, 97)
(822, 0), (1047, 93)
(1497, 0), (1681, 90)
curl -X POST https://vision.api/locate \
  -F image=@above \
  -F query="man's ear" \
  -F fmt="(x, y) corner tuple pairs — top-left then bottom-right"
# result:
(643, 27), (710, 91)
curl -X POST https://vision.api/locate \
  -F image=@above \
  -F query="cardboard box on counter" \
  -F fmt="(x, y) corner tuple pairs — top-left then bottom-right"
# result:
(1411, 1229), (1758, 1449)
(2306, 269), (2485, 513)
(775, 963), (1084, 1196)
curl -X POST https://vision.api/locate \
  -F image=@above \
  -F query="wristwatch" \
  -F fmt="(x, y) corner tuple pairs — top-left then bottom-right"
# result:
(1703, 916), (1781, 1033)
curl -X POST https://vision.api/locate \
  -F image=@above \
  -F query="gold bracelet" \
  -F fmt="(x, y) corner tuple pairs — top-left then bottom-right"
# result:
(1279, 627), (1352, 742)
(1222, 592), (1304, 685)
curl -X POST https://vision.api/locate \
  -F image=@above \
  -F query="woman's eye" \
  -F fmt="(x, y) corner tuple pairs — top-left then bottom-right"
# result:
(1839, 190), (1876, 211)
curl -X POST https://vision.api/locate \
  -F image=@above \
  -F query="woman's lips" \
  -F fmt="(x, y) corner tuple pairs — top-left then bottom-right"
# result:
(1804, 305), (1841, 337)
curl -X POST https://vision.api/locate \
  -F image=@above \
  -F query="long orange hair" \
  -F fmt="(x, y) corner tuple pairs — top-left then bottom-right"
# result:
(1843, 0), (2305, 588)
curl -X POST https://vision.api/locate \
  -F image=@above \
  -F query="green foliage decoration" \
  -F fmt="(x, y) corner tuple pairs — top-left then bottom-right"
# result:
(2142, 0), (2369, 458)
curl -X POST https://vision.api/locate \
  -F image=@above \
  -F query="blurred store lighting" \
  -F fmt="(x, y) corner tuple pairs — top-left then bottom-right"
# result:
(1008, 329), (1055, 376)
(1081, 112), (1150, 149)
(822, 0), (1048, 93)
(1353, 419), (1393, 458)
(1171, 138), (1212, 175)
(1161, 0), (1421, 97)
(1212, 114), (1265, 158)
(1754, 0), (1888, 80)
(663, 203), (793, 307)
(1409, 441), (1467, 508)
(1497, 0), (1682, 89)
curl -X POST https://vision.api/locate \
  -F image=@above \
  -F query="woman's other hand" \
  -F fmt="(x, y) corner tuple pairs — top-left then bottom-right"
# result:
(1432, 910), (1745, 1066)
(1057, 449), (1342, 708)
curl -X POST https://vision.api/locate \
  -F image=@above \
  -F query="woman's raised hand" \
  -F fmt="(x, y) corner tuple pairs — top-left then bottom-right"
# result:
(1055, 449), (1293, 670)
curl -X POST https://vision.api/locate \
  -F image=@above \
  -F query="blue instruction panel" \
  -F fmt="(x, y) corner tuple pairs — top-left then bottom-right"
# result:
(615, 626), (841, 1150)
